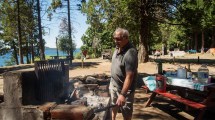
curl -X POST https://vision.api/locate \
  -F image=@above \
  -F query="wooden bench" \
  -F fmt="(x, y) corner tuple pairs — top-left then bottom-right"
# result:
(144, 88), (206, 120)
(188, 49), (197, 54)
(154, 90), (206, 110)
(142, 83), (206, 109)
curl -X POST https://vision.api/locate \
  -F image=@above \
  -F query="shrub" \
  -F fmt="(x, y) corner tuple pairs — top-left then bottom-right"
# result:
(75, 52), (82, 59)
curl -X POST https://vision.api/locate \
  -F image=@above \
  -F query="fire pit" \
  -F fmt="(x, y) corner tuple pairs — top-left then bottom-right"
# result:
(67, 74), (111, 119)
(0, 60), (111, 120)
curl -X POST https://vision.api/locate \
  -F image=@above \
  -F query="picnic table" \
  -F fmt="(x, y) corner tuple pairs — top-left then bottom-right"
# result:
(187, 49), (197, 54)
(143, 75), (215, 120)
(50, 55), (59, 59)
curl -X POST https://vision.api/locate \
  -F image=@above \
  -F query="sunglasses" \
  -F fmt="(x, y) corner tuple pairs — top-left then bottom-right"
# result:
(114, 37), (123, 41)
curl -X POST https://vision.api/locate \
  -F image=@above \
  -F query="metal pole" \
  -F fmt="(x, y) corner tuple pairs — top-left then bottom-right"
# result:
(56, 37), (59, 58)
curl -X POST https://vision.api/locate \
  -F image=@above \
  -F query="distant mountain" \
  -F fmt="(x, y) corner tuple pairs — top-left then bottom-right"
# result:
(45, 47), (81, 52)
(45, 46), (56, 50)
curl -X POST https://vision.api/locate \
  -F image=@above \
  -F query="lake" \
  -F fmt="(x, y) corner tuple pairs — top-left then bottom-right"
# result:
(0, 48), (81, 67)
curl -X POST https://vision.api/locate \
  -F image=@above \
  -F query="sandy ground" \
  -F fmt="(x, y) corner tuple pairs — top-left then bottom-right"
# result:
(70, 57), (215, 78)
(69, 58), (215, 120)
(1, 55), (215, 119)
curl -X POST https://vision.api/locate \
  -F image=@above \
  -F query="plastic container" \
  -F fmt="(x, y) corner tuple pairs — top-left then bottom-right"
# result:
(155, 74), (166, 92)
(208, 75), (212, 84)
(197, 64), (209, 84)
(177, 67), (187, 79)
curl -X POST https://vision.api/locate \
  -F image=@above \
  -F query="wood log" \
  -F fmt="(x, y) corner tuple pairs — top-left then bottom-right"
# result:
(50, 104), (94, 120)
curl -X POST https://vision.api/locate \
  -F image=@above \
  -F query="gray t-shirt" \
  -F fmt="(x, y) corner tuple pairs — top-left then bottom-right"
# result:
(110, 42), (138, 92)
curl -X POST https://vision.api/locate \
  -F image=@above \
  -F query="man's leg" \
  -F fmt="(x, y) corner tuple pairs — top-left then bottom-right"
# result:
(111, 106), (119, 120)
(109, 87), (118, 120)
(124, 115), (132, 120)
(121, 92), (135, 120)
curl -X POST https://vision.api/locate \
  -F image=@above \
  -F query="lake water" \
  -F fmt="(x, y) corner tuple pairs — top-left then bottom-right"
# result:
(0, 48), (80, 67)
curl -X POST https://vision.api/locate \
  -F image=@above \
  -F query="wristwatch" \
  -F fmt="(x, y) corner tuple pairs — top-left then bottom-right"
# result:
(120, 92), (127, 97)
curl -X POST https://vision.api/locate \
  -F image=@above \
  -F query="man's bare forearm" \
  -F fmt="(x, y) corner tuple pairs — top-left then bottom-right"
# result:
(121, 72), (134, 95)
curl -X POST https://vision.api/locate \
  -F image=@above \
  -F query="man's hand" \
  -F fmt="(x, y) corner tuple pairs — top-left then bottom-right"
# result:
(116, 94), (126, 106)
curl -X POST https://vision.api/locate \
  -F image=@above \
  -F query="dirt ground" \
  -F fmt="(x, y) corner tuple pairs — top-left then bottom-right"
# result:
(1, 54), (215, 119)
(69, 57), (215, 120)
(70, 55), (215, 78)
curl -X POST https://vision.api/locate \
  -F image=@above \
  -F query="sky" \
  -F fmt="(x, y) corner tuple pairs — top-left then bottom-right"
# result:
(42, 0), (88, 48)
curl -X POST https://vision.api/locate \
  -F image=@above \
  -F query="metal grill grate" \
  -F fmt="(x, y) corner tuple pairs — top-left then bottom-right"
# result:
(34, 60), (66, 103)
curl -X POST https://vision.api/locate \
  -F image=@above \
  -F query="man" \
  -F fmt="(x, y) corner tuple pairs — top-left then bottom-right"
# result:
(109, 28), (138, 120)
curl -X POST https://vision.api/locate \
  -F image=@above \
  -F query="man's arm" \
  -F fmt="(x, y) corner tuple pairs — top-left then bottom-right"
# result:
(121, 71), (134, 95)
(121, 48), (137, 95)
(116, 71), (134, 106)
(116, 48), (137, 106)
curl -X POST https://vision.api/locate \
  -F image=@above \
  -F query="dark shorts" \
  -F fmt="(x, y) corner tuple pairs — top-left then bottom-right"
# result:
(109, 84), (135, 117)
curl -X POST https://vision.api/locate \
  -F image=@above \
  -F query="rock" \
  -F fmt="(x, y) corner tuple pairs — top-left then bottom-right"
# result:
(86, 76), (98, 84)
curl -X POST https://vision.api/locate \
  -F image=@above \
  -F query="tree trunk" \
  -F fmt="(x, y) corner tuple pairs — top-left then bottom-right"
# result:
(191, 33), (194, 49)
(31, 40), (35, 63)
(162, 43), (167, 55)
(26, 41), (30, 63)
(37, 0), (45, 60)
(194, 31), (198, 51)
(67, 0), (73, 64)
(56, 37), (59, 57)
(201, 30), (205, 53)
(138, 0), (149, 63)
(17, 0), (23, 64)
(189, 35), (192, 50)
(12, 40), (19, 65)
(185, 39), (188, 51)
(211, 26), (215, 48)
(138, 17), (149, 63)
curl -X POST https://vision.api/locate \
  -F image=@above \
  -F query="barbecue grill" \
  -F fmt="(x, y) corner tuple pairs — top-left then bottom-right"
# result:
(0, 60), (111, 120)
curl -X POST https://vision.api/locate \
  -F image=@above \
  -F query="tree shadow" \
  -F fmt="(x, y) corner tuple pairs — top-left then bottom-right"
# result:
(0, 64), (34, 74)
(151, 100), (215, 120)
(133, 88), (194, 120)
(0, 94), (3, 103)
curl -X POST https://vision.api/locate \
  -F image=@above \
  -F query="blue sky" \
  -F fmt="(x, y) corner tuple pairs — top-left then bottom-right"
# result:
(42, 0), (88, 48)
